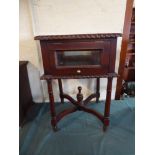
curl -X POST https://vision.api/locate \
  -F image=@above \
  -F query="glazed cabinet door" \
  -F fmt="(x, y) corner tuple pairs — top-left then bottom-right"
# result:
(40, 40), (114, 76)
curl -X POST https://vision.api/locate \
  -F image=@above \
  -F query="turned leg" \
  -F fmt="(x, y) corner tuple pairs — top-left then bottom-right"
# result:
(58, 79), (64, 104)
(96, 78), (100, 103)
(103, 77), (113, 131)
(47, 80), (58, 131)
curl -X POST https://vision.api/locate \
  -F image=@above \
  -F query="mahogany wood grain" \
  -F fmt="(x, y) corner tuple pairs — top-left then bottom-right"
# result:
(36, 33), (119, 131)
(62, 93), (77, 105)
(84, 93), (98, 105)
(56, 107), (78, 123)
(115, 0), (134, 99)
(47, 80), (58, 131)
(96, 78), (100, 103)
(104, 77), (113, 116)
(58, 79), (64, 104)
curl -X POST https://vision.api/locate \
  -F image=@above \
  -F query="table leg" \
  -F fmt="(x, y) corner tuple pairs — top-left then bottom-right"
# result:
(96, 78), (100, 103)
(47, 79), (58, 131)
(103, 77), (113, 131)
(58, 79), (64, 104)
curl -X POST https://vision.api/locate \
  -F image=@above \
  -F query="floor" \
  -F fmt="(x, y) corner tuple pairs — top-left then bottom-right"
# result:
(19, 98), (135, 155)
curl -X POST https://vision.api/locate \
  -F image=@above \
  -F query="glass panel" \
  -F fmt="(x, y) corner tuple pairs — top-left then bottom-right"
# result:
(56, 50), (101, 66)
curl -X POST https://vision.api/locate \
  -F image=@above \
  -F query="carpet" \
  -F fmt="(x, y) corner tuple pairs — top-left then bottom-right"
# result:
(19, 98), (135, 155)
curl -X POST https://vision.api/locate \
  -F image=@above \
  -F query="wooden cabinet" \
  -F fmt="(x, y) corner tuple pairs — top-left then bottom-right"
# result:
(19, 61), (34, 126)
(35, 33), (121, 131)
(124, 8), (135, 82)
(35, 34), (120, 77)
(115, 3), (135, 99)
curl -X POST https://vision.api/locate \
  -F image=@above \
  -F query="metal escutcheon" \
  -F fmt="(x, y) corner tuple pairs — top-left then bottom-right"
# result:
(77, 70), (81, 73)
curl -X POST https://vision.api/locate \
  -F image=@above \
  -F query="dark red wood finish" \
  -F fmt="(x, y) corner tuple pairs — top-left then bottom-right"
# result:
(58, 79), (64, 104)
(40, 39), (117, 76)
(47, 80), (58, 131)
(103, 77), (113, 131)
(35, 33), (120, 131)
(96, 78), (100, 103)
(115, 0), (134, 99)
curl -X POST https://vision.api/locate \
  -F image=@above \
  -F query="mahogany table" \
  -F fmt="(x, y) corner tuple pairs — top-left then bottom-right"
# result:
(35, 33), (121, 131)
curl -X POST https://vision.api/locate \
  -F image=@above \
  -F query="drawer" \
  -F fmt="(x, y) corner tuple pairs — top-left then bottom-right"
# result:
(50, 66), (109, 76)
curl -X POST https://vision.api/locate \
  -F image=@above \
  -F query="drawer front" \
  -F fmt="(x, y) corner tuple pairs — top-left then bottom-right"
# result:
(41, 40), (113, 76)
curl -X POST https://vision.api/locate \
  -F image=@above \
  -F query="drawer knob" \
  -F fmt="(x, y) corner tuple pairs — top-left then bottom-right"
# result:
(77, 70), (81, 73)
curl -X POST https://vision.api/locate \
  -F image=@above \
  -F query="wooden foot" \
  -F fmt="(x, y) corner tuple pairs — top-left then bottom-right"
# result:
(52, 125), (59, 132)
(103, 118), (109, 132)
(51, 118), (59, 132)
(103, 125), (108, 132)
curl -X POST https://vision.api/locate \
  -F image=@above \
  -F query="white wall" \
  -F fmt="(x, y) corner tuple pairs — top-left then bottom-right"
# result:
(29, 0), (126, 35)
(19, 0), (127, 103)
(19, 0), (44, 102)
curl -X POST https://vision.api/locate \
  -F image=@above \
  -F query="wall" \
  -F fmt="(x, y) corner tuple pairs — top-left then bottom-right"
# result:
(19, 0), (44, 102)
(19, 0), (127, 103)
